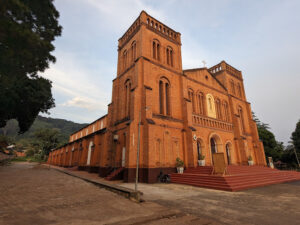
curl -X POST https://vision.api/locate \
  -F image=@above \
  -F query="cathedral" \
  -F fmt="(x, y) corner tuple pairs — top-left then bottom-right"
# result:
(48, 11), (267, 183)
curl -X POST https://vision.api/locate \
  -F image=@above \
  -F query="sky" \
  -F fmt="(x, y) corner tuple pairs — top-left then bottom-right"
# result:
(41, 0), (300, 145)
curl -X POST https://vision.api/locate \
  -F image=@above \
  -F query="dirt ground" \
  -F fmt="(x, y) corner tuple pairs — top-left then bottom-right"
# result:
(1, 163), (299, 225)
(121, 180), (300, 225)
(0, 162), (217, 225)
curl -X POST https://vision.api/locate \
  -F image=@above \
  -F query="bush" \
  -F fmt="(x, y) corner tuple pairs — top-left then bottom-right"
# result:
(26, 149), (35, 157)
(199, 154), (205, 160)
(176, 157), (184, 167)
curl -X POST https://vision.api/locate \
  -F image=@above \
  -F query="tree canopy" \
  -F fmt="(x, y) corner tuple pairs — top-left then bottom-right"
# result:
(252, 112), (283, 162)
(0, 0), (62, 133)
(291, 120), (300, 154)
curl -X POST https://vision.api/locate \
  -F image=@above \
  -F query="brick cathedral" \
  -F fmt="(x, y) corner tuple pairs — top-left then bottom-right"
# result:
(48, 11), (267, 183)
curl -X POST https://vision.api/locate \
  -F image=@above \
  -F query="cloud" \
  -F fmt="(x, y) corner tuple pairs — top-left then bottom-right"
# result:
(61, 96), (102, 111)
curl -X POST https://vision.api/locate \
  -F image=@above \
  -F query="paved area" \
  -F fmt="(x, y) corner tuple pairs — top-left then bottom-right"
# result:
(0, 163), (216, 225)
(121, 180), (300, 225)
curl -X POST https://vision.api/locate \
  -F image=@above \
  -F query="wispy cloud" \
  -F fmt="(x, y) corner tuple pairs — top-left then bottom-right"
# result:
(47, 0), (300, 144)
(61, 96), (102, 111)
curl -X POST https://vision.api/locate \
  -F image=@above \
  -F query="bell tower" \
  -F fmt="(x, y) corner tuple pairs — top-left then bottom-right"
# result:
(117, 11), (182, 76)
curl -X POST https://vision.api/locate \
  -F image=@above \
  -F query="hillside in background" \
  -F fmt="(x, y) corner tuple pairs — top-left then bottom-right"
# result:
(0, 116), (88, 144)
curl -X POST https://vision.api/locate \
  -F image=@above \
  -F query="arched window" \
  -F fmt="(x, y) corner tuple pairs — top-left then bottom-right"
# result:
(223, 101), (230, 122)
(215, 98), (222, 120)
(166, 46), (173, 67)
(237, 83), (242, 98)
(197, 92), (205, 115)
(124, 79), (131, 117)
(152, 40), (160, 61)
(165, 82), (170, 115)
(230, 80), (235, 95)
(238, 106), (245, 133)
(159, 77), (170, 116)
(188, 88), (196, 113)
(131, 41), (136, 62)
(123, 50), (127, 70)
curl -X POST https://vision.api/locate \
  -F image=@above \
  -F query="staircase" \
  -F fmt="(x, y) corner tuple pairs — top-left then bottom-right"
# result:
(105, 167), (125, 181)
(171, 165), (300, 191)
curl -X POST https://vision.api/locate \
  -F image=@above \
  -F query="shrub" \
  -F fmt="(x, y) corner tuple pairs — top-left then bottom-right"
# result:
(26, 149), (35, 157)
(199, 154), (205, 160)
(176, 157), (184, 167)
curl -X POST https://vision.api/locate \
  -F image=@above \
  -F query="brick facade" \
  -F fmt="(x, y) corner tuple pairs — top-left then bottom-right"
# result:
(48, 11), (267, 183)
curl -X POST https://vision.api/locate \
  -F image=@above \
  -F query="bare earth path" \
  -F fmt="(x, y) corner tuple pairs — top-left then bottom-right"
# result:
(121, 179), (300, 225)
(0, 162), (216, 225)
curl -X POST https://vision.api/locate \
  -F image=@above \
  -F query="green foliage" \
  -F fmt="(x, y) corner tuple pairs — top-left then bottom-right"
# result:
(0, 116), (88, 144)
(291, 120), (300, 155)
(248, 155), (253, 161)
(281, 145), (299, 168)
(253, 112), (283, 162)
(0, 0), (62, 133)
(199, 154), (205, 160)
(33, 128), (61, 157)
(25, 148), (34, 157)
(11, 156), (46, 163)
(176, 157), (184, 167)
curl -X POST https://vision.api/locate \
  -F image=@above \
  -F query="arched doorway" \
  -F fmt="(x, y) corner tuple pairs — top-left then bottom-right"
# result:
(197, 139), (204, 160)
(87, 141), (93, 166)
(225, 143), (231, 165)
(209, 134), (223, 165)
(210, 138), (217, 154)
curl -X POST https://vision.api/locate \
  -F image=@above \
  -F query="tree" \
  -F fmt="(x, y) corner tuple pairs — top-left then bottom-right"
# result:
(291, 120), (300, 154)
(0, 0), (62, 133)
(253, 112), (283, 161)
(33, 128), (62, 157)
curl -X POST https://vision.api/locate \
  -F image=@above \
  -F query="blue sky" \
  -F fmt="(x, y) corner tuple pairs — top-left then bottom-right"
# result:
(41, 0), (300, 144)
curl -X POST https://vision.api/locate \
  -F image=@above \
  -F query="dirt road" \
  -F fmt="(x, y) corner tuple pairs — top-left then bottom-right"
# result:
(0, 162), (216, 225)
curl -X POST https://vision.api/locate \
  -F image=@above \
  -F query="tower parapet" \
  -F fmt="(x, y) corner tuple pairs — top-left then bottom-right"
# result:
(210, 61), (243, 80)
(118, 11), (181, 48)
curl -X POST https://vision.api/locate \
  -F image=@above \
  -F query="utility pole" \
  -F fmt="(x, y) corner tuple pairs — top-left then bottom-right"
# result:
(135, 111), (141, 192)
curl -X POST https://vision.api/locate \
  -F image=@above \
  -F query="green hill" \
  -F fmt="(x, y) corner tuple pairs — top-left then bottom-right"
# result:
(0, 116), (88, 144)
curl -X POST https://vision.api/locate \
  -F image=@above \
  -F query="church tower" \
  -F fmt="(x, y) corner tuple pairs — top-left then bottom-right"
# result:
(107, 11), (186, 182)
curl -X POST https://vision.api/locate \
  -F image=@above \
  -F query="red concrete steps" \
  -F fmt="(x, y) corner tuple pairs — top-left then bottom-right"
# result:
(105, 167), (125, 181)
(170, 165), (300, 191)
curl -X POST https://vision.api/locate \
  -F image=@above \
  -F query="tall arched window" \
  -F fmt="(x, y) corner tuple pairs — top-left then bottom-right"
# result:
(152, 40), (160, 61)
(123, 50), (127, 70)
(124, 79), (131, 117)
(237, 83), (242, 98)
(159, 77), (170, 116)
(230, 80), (235, 95)
(196, 92), (205, 115)
(165, 82), (170, 115)
(188, 88), (196, 113)
(215, 98), (222, 120)
(166, 46), (173, 67)
(223, 101), (230, 122)
(238, 106), (245, 133)
(131, 41), (136, 62)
